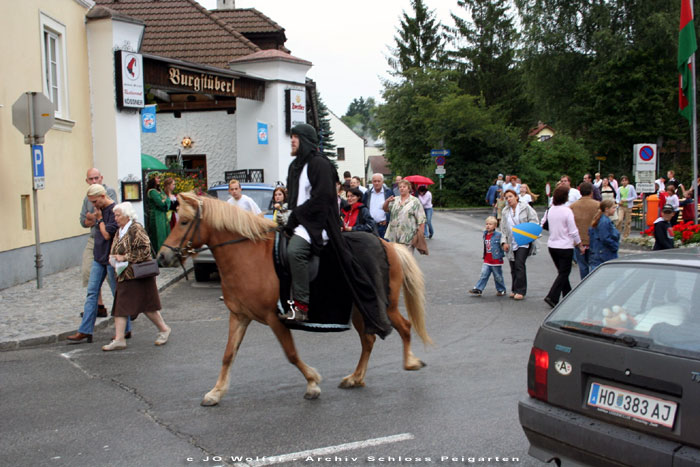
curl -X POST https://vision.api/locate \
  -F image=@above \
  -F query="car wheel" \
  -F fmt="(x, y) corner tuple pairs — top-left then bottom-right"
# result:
(194, 264), (212, 282)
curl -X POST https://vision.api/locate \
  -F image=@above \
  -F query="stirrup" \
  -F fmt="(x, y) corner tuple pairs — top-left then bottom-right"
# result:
(278, 300), (297, 320)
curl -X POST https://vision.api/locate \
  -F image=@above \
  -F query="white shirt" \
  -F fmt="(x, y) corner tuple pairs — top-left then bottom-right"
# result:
(519, 194), (532, 205)
(293, 163), (329, 245)
(227, 194), (261, 214)
(566, 188), (581, 206)
(368, 187), (387, 223)
(358, 185), (368, 194)
(655, 179), (665, 193)
(593, 178), (603, 188)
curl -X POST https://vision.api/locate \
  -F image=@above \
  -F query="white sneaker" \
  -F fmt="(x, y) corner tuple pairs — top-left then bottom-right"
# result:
(155, 327), (171, 346)
(102, 339), (127, 351)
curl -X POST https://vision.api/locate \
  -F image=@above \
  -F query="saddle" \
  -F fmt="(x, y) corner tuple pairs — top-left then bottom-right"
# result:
(273, 231), (352, 332)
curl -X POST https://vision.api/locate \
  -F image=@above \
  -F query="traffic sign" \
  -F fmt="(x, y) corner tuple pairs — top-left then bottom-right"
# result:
(438, 174), (444, 179)
(633, 143), (656, 171)
(435, 166), (446, 175)
(12, 92), (55, 144)
(431, 149), (451, 157)
(435, 155), (446, 166)
(32, 145), (45, 190)
(595, 156), (606, 161)
(636, 182), (655, 193)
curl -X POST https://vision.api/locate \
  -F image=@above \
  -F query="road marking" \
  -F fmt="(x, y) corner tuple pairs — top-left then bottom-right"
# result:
(231, 433), (415, 467)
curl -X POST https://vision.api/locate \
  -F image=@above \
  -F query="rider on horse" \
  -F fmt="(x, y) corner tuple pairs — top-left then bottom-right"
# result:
(281, 124), (391, 337)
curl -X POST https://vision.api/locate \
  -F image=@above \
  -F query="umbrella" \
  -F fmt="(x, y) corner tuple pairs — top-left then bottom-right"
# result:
(403, 175), (434, 185)
(141, 153), (168, 170)
(511, 222), (542, 246)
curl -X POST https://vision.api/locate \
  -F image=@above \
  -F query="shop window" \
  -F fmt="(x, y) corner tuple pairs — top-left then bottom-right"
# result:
(40, 13), (69, 121)
(337, 147), (345, 161)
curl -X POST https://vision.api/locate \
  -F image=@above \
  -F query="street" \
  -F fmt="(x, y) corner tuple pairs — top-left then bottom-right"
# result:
(1, 211), (568, 467)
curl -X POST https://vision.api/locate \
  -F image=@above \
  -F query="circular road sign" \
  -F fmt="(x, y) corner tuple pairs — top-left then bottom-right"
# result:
(435, 155), (446, 166)
(639, 145), (654, 161)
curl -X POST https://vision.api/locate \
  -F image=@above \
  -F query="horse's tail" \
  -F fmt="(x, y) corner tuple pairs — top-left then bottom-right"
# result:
(393, 244), (433, 346)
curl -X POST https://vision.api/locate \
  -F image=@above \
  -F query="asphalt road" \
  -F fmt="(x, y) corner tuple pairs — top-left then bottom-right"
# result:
(1, 210), (564, 467)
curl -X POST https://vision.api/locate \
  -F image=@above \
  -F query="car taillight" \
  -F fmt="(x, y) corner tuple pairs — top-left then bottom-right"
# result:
(527, 346), (548, 401)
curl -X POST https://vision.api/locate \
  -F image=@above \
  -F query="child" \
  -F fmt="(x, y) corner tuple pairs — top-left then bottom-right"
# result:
(271, 186), (289, 226)
(653, 204), (675, 250)
(469, 216), (507, 296)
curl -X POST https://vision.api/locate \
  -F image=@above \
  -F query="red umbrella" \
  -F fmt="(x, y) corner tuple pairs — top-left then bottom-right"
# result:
(403, 175), (435, 185)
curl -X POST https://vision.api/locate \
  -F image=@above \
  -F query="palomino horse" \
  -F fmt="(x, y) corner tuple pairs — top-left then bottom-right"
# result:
(158, 192), (431, 406)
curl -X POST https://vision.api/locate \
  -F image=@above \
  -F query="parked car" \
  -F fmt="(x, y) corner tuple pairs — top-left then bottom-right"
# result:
(193, 182), (275, 281)
(519, 248), (700, 466)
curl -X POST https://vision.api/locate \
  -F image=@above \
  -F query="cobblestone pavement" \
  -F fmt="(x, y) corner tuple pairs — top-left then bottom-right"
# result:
(0, 259), (192, 351)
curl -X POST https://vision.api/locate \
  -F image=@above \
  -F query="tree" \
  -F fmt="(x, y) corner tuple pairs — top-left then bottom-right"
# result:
(448, 0), (531, 128)
(341, 97), (379, 141)
(518, 135), (590, 197)
(387, 0), (446, 77)
(316, 94), (336, 159)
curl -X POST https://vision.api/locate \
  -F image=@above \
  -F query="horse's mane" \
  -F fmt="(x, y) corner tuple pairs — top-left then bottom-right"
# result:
(178, 192), (276, 241)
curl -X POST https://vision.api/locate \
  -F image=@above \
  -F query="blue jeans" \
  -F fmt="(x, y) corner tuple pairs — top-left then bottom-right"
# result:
(574, 247), (590, 280)
(79, 260), (131, 334)
(424, 208), (434, 237)
(474, 263), (506, 293)
(376, 222), (387, 239)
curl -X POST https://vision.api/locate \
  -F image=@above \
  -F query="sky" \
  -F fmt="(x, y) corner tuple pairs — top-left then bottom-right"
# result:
(195, 0), (464, 116)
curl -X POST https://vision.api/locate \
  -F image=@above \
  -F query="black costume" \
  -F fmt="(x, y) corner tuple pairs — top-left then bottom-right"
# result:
(284, 124), (392, 337)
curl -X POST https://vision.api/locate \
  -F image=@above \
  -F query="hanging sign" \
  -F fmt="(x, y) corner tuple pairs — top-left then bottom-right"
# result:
(141, 105), (156, 133)
(257, 122), (268, 145)
(115, 50), (145, 109)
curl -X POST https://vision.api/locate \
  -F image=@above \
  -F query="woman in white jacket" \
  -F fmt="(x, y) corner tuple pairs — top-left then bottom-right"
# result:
(500, 189), (539, 300)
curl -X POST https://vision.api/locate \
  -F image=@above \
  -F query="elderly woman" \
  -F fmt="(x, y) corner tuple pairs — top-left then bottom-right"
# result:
(541, 186), (583, 308)
(341, 187), (376, 233)
(500, 189), (539, 300)
(103, 202), (171, 351)
(383, 179), (426, 251)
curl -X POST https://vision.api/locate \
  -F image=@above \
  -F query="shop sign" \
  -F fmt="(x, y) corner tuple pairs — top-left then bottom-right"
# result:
(167, 67), (236, 95)
(115, 50), (144, 109)
(285, 89), (306, 132)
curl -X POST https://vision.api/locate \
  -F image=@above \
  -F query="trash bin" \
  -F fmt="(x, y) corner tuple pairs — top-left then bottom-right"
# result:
(645, 194), (659, 226)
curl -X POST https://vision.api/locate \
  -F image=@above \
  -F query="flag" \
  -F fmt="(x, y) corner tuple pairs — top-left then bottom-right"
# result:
(679, 0), (697, 123)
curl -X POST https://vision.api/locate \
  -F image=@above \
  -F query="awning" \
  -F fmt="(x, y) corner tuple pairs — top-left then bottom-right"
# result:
(141, 153), (168, 170)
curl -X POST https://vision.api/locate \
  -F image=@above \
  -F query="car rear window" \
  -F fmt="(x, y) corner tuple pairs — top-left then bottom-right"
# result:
(544, 263), (700, 358)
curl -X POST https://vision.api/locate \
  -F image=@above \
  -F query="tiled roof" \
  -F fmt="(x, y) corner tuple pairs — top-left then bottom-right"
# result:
(211, 8), (284, 34)
(229, 49), (311, 66)
(368, 155), (391, 175)
(528, 121), (555, 137)
(93, 0), (260, 69)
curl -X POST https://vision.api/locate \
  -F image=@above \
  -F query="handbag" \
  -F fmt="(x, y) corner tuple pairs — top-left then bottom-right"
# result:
(131, 259), (160, 279)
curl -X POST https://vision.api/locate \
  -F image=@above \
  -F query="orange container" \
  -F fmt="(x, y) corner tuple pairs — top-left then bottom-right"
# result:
(645, 194), (659, 226)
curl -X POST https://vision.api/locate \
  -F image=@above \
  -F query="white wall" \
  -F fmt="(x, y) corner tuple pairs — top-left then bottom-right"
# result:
(141, 111), (237, 186)
(329, 111), (365, 183)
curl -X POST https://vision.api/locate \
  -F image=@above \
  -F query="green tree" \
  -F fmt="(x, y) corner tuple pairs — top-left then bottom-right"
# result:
(341, 97), (379, 140)
(518, 135), (590, 197)
(448, 0), (531, 128)
(387, 0), (446, 77)
(316, 94), (336, 159)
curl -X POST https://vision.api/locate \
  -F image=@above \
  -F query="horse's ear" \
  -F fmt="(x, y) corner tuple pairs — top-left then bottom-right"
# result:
(177, 191), (199, 207)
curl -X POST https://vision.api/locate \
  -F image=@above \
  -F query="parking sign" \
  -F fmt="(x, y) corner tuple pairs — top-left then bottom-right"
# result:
(32, 144), (45, 189)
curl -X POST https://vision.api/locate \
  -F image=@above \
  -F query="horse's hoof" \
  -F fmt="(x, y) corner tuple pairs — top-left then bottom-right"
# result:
(201, 394), (220, 406)
(404, 359), (426, 371)
(338, 378), (365, 389)
(304, 387), (321, 400)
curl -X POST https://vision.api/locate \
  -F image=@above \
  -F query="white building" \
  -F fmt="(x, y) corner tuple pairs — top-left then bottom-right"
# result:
(328, 111), (366, 183)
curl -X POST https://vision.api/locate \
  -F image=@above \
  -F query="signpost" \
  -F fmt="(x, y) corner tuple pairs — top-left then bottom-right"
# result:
(632, 144), (657, 194)
(431, 149), (451, 157)
(12, 92), (55, 288)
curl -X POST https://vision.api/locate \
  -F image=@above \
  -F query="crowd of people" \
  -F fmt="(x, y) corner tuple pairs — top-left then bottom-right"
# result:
(71, 127), (698, 339)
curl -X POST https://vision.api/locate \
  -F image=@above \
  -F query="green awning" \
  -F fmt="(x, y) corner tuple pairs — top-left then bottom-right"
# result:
(141, 153), (168, 170)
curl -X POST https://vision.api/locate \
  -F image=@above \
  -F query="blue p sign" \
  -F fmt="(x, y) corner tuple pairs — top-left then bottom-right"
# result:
(33, 145), (45, 177)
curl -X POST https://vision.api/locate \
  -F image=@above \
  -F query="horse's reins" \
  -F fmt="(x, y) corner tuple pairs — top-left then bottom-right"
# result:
(160, 200), (273, 279)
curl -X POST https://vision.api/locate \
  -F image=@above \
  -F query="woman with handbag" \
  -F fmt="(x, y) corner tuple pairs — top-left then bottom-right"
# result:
(103, 202), (171, 351)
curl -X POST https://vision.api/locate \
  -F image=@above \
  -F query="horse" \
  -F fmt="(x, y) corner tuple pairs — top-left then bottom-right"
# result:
(157, 192), (432, 406)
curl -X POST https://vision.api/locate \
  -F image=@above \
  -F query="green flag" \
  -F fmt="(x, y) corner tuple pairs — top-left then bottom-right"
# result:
(679, 0), (697, 123)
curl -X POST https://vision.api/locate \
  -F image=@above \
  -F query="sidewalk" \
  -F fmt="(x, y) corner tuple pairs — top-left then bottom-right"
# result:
(0, 259), (192, 351)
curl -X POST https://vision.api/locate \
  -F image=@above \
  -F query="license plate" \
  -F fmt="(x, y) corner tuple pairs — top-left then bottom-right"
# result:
(587, 382), (677, 428)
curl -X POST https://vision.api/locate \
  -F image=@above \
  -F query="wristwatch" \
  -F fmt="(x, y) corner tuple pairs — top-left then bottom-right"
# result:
(96, 219), (103, 225)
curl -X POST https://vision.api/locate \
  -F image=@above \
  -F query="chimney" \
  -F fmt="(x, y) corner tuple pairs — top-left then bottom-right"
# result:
(216, 0), (235, 9)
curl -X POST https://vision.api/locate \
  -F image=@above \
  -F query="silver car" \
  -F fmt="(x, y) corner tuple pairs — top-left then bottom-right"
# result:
(193, 183), (275, 281)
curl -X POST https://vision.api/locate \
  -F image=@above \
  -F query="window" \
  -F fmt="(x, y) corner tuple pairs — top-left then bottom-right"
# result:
(539, 135), (551, 142)
(337, 147), (345, 161)
(39, 13), (69, 121)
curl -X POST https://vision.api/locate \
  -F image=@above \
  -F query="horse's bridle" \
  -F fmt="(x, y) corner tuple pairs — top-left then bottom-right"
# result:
(160, 200), (268, 278)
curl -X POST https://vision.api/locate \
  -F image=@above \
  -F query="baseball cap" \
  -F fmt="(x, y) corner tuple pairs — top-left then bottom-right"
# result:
(662, 204), (674, 213)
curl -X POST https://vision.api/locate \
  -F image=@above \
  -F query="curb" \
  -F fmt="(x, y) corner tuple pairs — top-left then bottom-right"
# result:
(0, 263), (192, 352)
